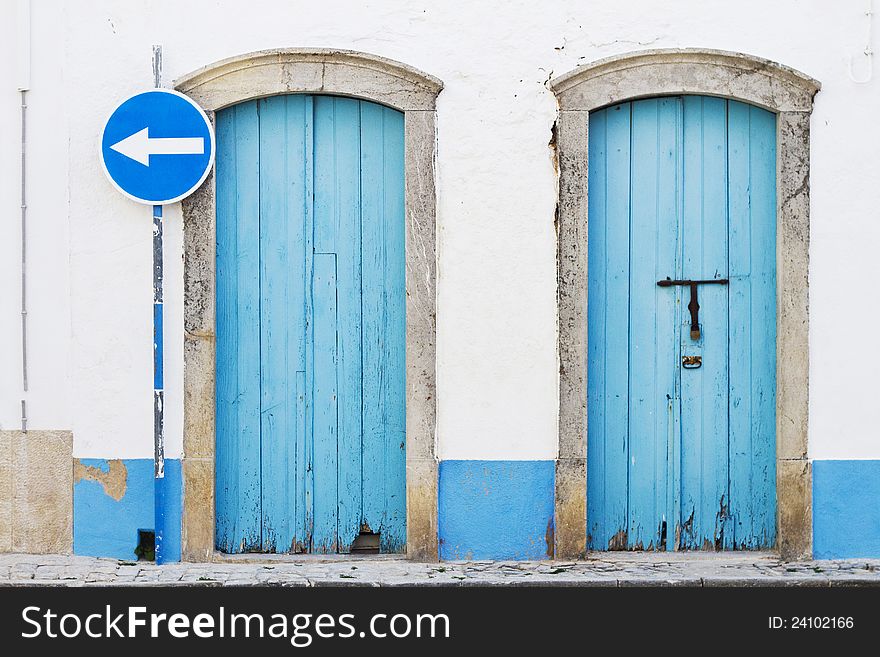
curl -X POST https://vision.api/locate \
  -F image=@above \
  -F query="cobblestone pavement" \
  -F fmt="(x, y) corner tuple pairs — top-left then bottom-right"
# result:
(2, 552), (880, 586)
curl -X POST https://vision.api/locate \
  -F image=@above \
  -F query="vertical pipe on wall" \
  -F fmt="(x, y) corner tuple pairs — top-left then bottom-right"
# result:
(17, 0), (31, 433)
(151, 44), (168, 564)
(848, 0), (875, 83)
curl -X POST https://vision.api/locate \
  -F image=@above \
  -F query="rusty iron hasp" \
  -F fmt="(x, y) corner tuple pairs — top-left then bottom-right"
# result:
(657, 278), (729, 340)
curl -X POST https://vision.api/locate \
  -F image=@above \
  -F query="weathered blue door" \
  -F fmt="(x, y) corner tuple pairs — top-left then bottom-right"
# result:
(587, 96), (776, 550)
(215, 95), (406, 554)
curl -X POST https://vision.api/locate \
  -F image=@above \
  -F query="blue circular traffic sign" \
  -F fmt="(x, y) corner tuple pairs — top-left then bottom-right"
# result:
(101, 89), (215, 205)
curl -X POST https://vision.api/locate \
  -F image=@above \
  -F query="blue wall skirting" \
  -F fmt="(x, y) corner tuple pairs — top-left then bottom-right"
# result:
(73, 458), (181, 561)
(438, 460), (555, 560)
(70, 456), (880, 561)
(813, 460), (880, 559)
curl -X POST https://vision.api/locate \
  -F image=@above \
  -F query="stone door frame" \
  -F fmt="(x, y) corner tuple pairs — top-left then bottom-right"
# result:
(174, 49), (442, 561)
(550, 49), (820, 560)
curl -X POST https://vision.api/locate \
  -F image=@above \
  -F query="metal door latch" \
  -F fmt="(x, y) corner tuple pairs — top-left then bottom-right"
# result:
(657, 278), (729, 340)
(682, 355), (702, 369)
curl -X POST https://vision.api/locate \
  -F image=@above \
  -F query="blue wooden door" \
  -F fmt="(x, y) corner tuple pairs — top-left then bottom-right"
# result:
(215, 95), (406, 554)
(587, 96), (776, 550)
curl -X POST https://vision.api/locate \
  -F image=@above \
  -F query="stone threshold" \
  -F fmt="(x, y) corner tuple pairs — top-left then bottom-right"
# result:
(2, 552), (880, 587)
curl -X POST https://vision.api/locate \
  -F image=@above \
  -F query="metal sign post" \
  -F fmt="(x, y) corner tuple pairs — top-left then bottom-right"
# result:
(152, 45), (166, 564)
(99, 45), (214, 564)
(153, 204), (166, 562)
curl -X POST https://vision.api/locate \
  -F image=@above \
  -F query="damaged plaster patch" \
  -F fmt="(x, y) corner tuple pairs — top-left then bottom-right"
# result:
(74, 459), (128, 501)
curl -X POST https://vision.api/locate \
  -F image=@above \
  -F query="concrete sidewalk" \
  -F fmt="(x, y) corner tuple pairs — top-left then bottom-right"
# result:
(2, 552), (880, 586)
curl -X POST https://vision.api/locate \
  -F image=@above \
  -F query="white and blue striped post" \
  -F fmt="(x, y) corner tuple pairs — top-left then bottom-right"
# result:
(151, 44), (167, 564)
(153, 201), (166, 563)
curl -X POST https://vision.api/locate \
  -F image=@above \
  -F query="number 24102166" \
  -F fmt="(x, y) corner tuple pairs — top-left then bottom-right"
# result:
(769, 616), (854, 629)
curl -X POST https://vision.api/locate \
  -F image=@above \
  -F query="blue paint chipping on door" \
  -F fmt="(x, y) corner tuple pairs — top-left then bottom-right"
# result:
(215, 95), (405, 554)
(587, 96), (776, 550)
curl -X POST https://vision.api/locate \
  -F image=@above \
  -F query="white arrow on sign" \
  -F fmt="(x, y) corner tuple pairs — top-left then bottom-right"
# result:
(110, 127), (205, 166)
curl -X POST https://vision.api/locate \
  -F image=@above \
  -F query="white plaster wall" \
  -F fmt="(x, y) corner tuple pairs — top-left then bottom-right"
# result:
(1, 0), (879, 461)
(0, 0), (71, 433)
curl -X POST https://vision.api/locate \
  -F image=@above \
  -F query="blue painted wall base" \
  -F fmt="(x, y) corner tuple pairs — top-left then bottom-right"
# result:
(74, 458), (181, 562)
(814, 460), (880, 559)
(438, 460), (555, 560)
(70, 456), (880, 561)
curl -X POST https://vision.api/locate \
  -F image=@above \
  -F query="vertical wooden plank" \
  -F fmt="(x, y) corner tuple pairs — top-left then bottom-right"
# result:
(680, 96), (700, 548)
(215, 101), (262, 553)
(679, 96), (702, 549)
(586, 107), (608, 550)
(729, 102), (777, 548)
(680, 96), (730, 549)
(702, 98), (732, 550)
(670, 103), (685, 550)
(655, 97), (682, 552)
(311, 252), (338, 552)
(361, 104), (406, 552)
(257, 95), (287, 553)
(214, 106), (237, 553)
(727, 99), (752, 548)
(603, 104), (632, 550)
(259, 95), (309, 553)
(332, 98), (364, 553)
(290, 95), (311, 553)
(628, 98), (679, 550)
(311, 96), (338, 553)
(749, 105), (777, 548)
(381, 106), (407, 553)
(234, 101), (263, 554)
(302, 96), (315, 551)
(587, 103), (631, 549)
(360, 101), (384, 542)
(603, 103), (632, 550)
(312, 96), (365, 553)
(627, 98), (658, 549)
